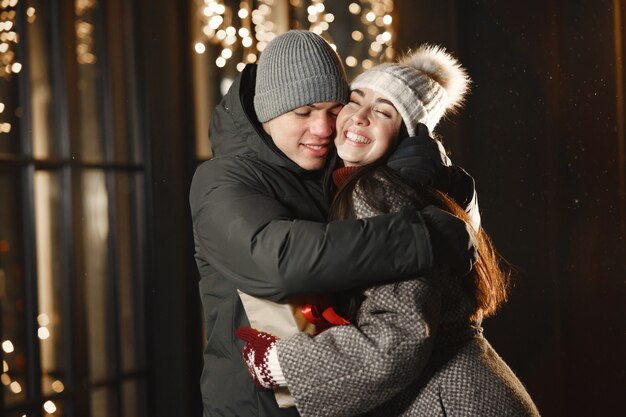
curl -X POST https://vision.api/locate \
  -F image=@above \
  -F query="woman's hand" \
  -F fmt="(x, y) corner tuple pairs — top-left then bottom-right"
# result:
(235, 327), (283, 389)
(387, 123), (481, 230)
(386, 123), (450, 186)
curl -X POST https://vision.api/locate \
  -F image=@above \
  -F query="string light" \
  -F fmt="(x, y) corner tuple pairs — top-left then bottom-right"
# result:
(0, 0), (20, 79)
(51, 379), (65, 393)
(43, 400), (57, 414)
(10, 380), (21, 394)
(303, 1), (395, 72)
(194, 42), (206, 54)
(349, 2), (361, 14)
(343, 1), (395, 70)
(75, 0), (97, 64)
(38, 326), (50, 340)
(1, 341), (26, 399)
(2, 340), (14, 353)
(306, 0), (333, 37)
(194, 1), (395, 76)
(195, 0), (277, 72)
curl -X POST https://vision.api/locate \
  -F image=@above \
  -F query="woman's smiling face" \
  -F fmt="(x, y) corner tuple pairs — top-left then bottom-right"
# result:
(335, 88), (403, 167)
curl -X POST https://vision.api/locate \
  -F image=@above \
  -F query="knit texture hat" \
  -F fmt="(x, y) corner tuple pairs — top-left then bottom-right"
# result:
(350, 44), (470, 135)
(254, 30), (350, 122)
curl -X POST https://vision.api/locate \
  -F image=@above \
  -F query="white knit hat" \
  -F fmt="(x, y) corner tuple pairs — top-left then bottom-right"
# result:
(350, 44), (470, 135)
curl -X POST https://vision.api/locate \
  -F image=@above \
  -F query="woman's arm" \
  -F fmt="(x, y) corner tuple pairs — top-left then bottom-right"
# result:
(276, 276), (441, 417)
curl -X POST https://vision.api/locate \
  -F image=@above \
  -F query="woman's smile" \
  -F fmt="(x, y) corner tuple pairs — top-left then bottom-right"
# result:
(344, 130), (372, 145)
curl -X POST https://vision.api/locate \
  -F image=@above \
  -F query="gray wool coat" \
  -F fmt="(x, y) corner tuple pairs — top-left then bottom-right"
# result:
(276, 170), (540, 417)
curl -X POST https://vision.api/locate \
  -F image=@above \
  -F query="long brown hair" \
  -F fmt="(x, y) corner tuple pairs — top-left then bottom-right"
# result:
(329, 164), (509, 321)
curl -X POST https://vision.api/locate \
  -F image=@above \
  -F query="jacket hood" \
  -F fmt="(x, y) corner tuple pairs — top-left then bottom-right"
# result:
(208, 64), (312, 175)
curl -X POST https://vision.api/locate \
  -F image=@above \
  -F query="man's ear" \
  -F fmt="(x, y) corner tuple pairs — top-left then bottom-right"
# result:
(261, 121), (272, 137)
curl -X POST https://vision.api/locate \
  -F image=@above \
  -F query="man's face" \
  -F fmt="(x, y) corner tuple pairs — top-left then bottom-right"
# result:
(262, 102), (343, 171)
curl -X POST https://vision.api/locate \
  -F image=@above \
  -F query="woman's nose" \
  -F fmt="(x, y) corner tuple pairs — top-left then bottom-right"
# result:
(352, 108), (369, 125)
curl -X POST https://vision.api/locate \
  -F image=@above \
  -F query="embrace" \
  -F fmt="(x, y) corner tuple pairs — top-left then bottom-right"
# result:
(190, 30), (540, 417)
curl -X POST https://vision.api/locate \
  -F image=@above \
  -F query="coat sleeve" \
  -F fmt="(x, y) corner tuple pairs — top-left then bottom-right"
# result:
(189, 159), (434, 301)
(276, 278), (442, 417)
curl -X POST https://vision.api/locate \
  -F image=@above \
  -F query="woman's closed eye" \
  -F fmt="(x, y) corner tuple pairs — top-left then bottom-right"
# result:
(374, 107), (392, 118)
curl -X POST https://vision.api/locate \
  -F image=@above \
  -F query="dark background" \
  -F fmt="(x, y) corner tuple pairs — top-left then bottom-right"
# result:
(389, 1), (625, 415)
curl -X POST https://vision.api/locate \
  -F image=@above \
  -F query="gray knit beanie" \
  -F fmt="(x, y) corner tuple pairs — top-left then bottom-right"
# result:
(350, 44), (470, 135)
(254, 30), (349, 122)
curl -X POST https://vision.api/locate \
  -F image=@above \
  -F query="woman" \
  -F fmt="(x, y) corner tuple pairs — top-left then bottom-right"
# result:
(237, 44), (540, 417)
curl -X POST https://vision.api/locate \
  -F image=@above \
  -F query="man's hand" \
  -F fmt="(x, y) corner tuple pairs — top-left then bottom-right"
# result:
(421, 205), (477, 276)
(235, 327), (280, 390)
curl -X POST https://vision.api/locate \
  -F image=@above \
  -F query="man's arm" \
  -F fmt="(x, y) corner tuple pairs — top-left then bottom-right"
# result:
(190, 158), (440, 301)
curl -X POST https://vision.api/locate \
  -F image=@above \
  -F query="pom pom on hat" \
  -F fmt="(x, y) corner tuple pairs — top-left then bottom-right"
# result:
(350, 44), (471, 135)
(399, 44), (470, 117)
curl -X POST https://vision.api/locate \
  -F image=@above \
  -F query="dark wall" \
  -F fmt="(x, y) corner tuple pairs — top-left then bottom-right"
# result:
(396, 1), (626, 415)
(134, 1), (203, 416)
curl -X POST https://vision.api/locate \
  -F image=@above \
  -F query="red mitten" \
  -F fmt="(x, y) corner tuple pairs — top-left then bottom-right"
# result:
(235, 327), (280, 389)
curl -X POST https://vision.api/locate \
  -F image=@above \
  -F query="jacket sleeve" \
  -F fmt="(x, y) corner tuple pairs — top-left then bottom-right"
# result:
(276, 277), (441, 417)
(440, 165), (481, 231)
(189, 159), (434, 301)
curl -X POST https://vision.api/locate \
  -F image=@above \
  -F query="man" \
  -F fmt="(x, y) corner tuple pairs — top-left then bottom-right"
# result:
(189, 31), (474, 417)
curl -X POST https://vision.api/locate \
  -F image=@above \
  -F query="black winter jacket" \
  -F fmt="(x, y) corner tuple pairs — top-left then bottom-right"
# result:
(189, 65), (437, 417)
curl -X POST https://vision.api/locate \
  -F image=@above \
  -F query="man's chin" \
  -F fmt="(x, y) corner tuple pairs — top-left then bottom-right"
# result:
(296, 158), (326, 172)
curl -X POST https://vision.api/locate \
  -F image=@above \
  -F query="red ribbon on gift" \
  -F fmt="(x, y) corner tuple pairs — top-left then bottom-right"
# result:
(301, 296), (350, 331)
